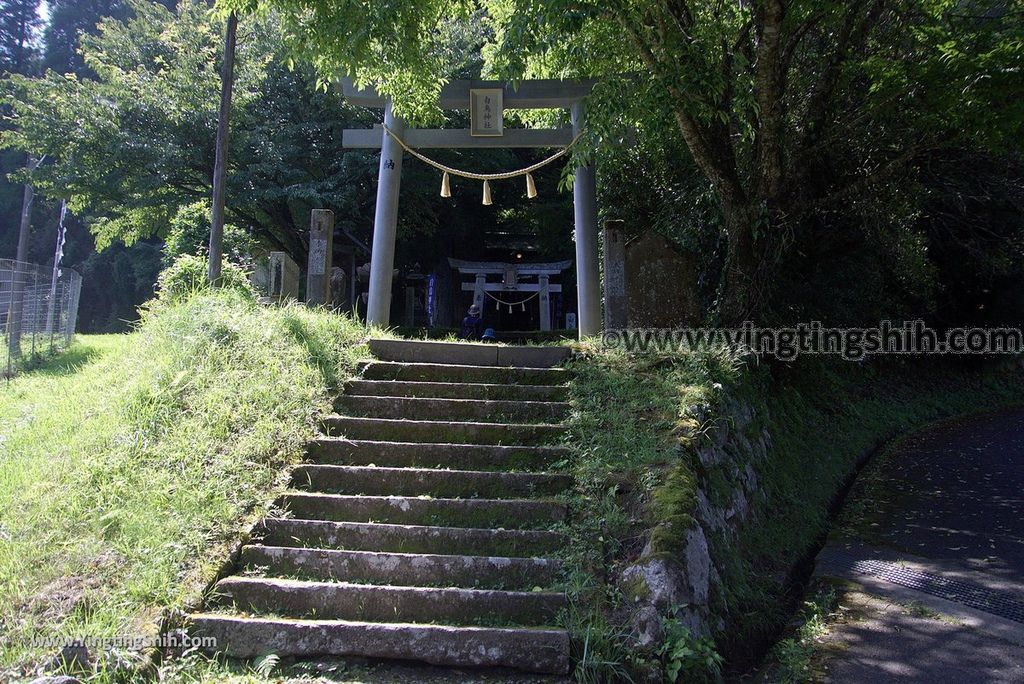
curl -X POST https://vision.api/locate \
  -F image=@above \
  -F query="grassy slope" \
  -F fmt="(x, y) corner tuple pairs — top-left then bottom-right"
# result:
(4, 304), (1017, 684)
(560, 345), (1023, 682)
(0, 292), (367, 680)
(562, 342), (740, 682)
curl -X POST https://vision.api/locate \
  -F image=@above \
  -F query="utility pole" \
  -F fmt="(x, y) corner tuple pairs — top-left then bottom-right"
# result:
(208, 11), (237, 283)
(46, 201), (68, 340)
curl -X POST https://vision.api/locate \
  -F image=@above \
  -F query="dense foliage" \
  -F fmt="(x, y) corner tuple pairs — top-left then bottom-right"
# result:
(222, 0), (1024, 324)
(151, 253), (257, 306)
(0, 0), (175, 331)
(3, 0), (579, 331)
(42, 1), (151, 75)
(2, 0), (377, 259)
(4, 0), (1022, 327)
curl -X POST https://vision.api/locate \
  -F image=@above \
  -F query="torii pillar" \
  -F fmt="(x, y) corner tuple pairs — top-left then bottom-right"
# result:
(366, 101), (405, 327)
(571, 102), (601, 337)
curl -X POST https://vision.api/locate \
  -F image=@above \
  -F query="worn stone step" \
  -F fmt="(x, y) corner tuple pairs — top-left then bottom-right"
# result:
(188, 614), (571, 674)
(323, 416), (566, 446)
(257, 518), (565, 557)
(306, 439), (570, 471)
(239, 545), (564, 590)
(346, 380), (569, 402)
(209, 576), (566, 626)
(290, 465), (572, 499)
(335, 395), (570, 424)
(368, 339), (571, 369)
(359, 361), (569, 386)
(278, 492), (567, 528)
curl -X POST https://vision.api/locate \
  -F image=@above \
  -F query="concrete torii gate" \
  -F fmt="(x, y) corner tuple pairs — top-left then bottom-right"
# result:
(448, 258), (572, 332)
(341, 78), (602, 338)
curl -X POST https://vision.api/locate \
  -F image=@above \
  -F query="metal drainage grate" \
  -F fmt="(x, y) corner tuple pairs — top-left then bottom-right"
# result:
(850, 558), (1024, 625)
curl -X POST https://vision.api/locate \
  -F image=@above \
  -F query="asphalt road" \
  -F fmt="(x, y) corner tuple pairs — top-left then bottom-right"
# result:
(866, 408), (1024, 580)
(816, 407), (1024, 684)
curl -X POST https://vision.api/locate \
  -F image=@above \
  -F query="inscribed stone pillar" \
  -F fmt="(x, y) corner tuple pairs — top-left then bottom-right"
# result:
(306, 209), (334, 306)
(603, 221), (627, 329)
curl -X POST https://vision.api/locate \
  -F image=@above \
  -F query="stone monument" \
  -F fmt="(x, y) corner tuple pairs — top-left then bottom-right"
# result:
(624, 231), (700, 328)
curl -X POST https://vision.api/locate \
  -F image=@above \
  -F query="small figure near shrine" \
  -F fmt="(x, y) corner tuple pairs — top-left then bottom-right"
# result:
(459, 304), (483, 340)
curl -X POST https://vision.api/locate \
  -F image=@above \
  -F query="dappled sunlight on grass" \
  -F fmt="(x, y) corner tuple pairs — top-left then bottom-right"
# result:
(1, 334), (124, 381)
(0, 335), (125, 423)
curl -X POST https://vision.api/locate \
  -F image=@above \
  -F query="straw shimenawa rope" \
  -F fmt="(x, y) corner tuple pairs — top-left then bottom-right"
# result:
(383, 124), (585, 204)
(382, 124), (585, 181)
(485, 290), (540, 308)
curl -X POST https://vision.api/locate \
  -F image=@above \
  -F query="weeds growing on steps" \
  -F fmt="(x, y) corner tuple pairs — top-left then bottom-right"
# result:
(0, 290), (368, 680)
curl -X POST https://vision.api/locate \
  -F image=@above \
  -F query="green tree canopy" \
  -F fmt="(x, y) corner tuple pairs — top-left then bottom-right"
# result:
(3, 0), (578, 288)
(42, 0), (133, 75)
(2, 0), (379, 265)
(2, 0), (181, 332)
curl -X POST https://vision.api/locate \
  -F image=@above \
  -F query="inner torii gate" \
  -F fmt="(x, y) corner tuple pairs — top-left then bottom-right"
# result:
(341, 78), (602, 338)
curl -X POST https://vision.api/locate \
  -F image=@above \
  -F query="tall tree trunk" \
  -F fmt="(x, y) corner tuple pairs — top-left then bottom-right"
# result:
(718, 201), (761, 325)
(6, 155), (39, 359)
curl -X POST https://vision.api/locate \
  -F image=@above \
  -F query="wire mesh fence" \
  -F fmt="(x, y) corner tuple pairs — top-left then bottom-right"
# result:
(2, 259), (82, 378)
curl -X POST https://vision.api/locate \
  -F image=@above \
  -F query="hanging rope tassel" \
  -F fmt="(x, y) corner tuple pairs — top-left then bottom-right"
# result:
(508, 304), (513, 314)
(525, 172), (537, 199)
(521, 302), (526, 312)
(440, 171), (451, 198)
(381, 124), (586, 208)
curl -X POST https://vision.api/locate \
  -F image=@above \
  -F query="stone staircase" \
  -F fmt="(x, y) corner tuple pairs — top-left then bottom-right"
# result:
(189, 339), (574, 675)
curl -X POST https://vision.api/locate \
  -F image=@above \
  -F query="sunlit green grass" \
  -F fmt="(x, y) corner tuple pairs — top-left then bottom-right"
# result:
(0, 292), (368, 680)
(0, 334), (125, 420)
